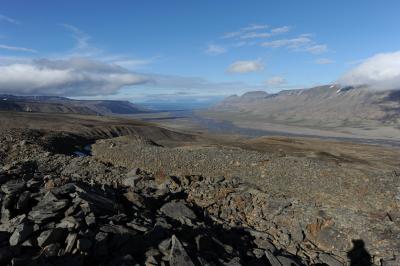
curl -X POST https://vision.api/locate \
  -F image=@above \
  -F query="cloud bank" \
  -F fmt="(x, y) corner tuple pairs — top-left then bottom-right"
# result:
(338, 51), (400, 90)
(0, 57), (266, 97)
(0, 58), (147, 96)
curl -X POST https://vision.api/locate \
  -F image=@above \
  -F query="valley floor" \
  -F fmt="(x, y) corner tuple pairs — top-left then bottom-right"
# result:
(125, 110), (400, 148)
(196, 110), (400, 145)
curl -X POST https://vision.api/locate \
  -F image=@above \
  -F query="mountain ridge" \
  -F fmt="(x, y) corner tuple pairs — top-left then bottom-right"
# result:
(0, 94), (148, 116)
(215, 85), (400, 123)
(206, 84), (400, 139)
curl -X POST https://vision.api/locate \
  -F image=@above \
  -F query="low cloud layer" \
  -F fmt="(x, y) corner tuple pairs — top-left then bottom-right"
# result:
(0, 58), (147, 96)
(338, 51), (400, 90)
(0, 57), (266, 97)
(227, 60), (263, 73)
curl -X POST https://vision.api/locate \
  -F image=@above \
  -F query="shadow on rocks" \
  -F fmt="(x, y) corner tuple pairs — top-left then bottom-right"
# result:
(347, 239), (372, 266)
(0, 159), (305, 265)
(159, 195), (305, 265)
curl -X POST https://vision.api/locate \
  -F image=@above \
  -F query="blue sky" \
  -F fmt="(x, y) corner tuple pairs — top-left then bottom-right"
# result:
(1, 0), (400, 103)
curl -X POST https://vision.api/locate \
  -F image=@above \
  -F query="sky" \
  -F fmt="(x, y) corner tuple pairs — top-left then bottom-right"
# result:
(0, 0), (400, 105)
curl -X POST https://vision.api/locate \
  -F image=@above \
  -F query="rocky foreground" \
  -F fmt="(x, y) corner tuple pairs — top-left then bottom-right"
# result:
(0, 129), (398, 265)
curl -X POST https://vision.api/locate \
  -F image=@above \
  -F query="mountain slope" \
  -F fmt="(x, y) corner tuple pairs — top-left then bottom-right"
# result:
(0, 95), (147, 115)
(206, 85), (400, 139)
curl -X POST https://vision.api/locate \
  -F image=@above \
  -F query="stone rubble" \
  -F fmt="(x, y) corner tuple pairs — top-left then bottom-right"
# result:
(0, 160), (308, 265)
(0, 128), (397, 265)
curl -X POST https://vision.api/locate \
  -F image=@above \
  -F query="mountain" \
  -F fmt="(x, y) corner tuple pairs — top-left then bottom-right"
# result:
(0, 95), (148, 115)
(206, 85), (400, 139)
(218, 91), (269, 108)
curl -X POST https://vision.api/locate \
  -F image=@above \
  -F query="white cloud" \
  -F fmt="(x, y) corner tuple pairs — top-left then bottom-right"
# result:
(227, 60), (264, 73)
(60, 24), (92, 51)
(0, 44), (37, 53)
(0, 14), (20, 25)
(306, 44), (328, 54)
(338, 50), (400, 90)
(261, 36), (328, 54)
(60, 24), (103, 57)
(110, 59), (153, 68)
(261, 36), (312, 48)
(240, 32), (272, 40)
(223, 24), (269, 39)
(222, 31), (242, 39)
(60, 24), (155, 69)
(271, 26), (291, 34)
(0, 57), (147, 96)
(266, 76), (287, 86)
(234, 41), (248, 47)
(223, 24), (292, 41)
(205, 44), (226, 55)
(0, 16), (34, 53)
(101, 54), (159, 70)
(241, 24), (270, 31)
(299, 33), (314, 38)
(315, 58), (334, 65)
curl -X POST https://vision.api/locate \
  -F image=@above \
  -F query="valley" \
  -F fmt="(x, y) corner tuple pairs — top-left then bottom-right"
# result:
(1, 2), (399, 265)
(198, 85), (400, 142)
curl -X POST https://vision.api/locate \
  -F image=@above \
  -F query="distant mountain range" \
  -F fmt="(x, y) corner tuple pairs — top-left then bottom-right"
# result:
(0, 95), (148, 116)
(205, 85), (400, 139)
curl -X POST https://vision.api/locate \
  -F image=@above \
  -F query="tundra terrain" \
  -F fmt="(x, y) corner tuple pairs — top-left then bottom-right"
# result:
(0, 111), (398, 265)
